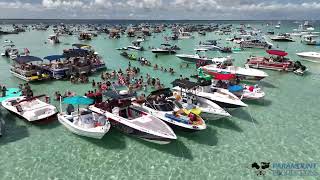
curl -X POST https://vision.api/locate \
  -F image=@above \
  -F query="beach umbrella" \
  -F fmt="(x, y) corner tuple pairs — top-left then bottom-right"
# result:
(63, 96), (93, 105)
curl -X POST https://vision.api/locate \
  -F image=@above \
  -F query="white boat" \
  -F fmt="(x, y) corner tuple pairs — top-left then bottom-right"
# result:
(296, 52), (320, 63)
(171, 91), (231, 120)
(132, 89), (207, 130)
(213, 82), (265, 100)
(200, 64), (269, 81)
(151, 44), (176, 54)
(275, 21), (281, 29)
(178, 31), (194, 39)
(58, 109), (111, 139)
(240, 39), (272, 49)
(171, 79), (248, 109)
(271, 33), (294, 42)
(48, 35), (60, 44)
(176, 50), (233, 64)
(89, 98), (177, 144)
(1, 95), (57, 122)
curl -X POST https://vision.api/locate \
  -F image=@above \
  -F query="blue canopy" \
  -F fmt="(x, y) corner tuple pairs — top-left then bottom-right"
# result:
(63, 96), (93, 105)
(228, 85), (243, 92)
(15, 56), (43, 64)
(43, 55), (65, 61)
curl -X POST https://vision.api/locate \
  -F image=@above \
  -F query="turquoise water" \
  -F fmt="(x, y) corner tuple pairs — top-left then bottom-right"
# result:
(1, 21), (320, 179)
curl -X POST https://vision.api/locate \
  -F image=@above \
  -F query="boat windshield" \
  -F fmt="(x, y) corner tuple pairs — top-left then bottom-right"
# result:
(154, 102), (174, 112)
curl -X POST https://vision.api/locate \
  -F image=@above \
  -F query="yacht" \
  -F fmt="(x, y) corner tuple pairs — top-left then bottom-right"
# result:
(271, 33), (294, 42)
(240, 39), (272, 49)
(172, 79), (248, 109)
(198, 40), (222, 51)
(176, 49), (233, 64)
(58, 108), (111, 139)
(132, 89), (207, 131)
(10, 56), (50, 82)
(296, 52), (320, 63)
(1, 95), (57, 122)
(89, 96), (177, 144)
(200, 64), (268, 81)
(151, 44), (177, 54)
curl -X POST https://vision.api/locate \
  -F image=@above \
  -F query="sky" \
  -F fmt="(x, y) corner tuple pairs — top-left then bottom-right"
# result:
(0, 0), (320, 20)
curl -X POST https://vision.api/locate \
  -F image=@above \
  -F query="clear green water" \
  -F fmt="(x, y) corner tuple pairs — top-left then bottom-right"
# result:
(1, 21), (320, 180)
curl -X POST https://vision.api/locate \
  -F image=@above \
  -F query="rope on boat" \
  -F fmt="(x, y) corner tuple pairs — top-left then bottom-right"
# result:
(247, 107), (257, 129)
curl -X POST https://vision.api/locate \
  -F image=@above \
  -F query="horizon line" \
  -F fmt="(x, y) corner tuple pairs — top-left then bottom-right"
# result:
(0, 18), (318, 21)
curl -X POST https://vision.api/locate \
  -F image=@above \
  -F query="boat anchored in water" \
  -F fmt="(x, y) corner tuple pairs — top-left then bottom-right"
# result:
(57, 96), (111, 139)
(89, 92), (177, 144)
(1, 95), (57, 122)
(296, 52), (320, 63)
(171, 79), (248, 109)
(151, 44), (177, 54)
(132, 88), (207, 130)
(247, 50), (307, 75)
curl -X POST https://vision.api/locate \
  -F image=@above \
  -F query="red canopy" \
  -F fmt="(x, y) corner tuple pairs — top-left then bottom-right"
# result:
(266, 50), (288, 57)
(214, 73), (236, 80)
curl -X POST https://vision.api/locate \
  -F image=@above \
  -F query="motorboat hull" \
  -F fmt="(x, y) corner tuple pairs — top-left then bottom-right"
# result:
(296, 52), (320, 63)
(57, 113), (110, 139)
(247, 57), (295, 72)
(1, 96), (57, 122)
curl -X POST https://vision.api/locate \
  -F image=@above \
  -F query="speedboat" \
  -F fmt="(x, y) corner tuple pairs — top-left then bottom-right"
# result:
(296, 52), (320, 63)
(172, 79), (248, 109)
(48, 35), (60, 44)
(178, 31), (194, 39)
(247, 50), (307, 75)
(89, 97), (177, 144)
(171, 91), (231, 120)
(271, 33), (294, 42)
(132, 89), (207, 130)
(151, 44), (177, 54)
(1, 95), (57, 122)
(1, 45), (19, 59)
(200, 63), (268, 81)
(58, 108), (111, 139)
(176, 49), (233, 64)
(240, 39), (272, 49)
(301, 36), (319, 46)
(10, 56), (50, 82)
(198, 40), (222, 51)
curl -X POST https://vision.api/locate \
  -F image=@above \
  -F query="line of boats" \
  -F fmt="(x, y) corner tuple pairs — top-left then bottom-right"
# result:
(3, 44), (106, 82)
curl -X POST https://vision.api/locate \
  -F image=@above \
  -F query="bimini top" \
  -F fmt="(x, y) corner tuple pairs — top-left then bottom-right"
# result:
(72, 44), (91, 49)
(14, 56), (43, 64)
(161, 43), (172, 46)
(43, 55), (65, 61)
(148, 88), (172, 98)
(266, 49), (288, 57)
(171, 79), (199, 89)
(63, 49), (89, 58)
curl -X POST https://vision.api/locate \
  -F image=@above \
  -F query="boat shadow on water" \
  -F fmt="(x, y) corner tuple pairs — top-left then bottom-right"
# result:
(230, 108), (259, 124)
(0, 111), (29, 145)
(134, 137), (194, 160)
(207, 117), (243, 132)
(175, 126), (218, 147)
(80, 128), (127, 150)
(259, 81), (277, 88)
(245, 99), (272, 106)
